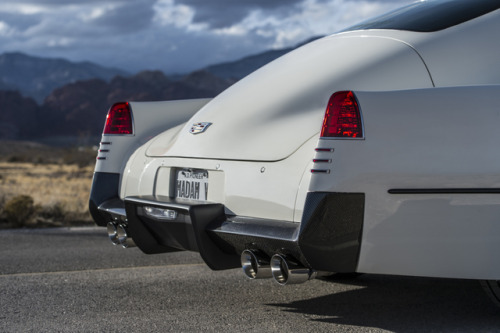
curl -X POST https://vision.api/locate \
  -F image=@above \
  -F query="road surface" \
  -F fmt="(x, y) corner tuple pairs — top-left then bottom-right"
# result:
(0, 227), (499, 332)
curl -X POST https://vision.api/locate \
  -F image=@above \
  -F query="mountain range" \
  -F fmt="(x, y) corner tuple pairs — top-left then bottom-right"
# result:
(0, 38), (319, 142)
(0, 52), (128, 103)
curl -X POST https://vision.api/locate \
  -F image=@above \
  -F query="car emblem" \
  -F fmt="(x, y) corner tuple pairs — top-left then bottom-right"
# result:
(189, 122), (212, 134)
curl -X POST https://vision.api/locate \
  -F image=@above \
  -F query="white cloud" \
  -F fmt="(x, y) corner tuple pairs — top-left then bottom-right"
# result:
(47, 37), (74, 47)
(153, 0), (196, 28)
(0, 22), (15, 37)
(79, 7), (111, 22)
(181, 0), (411, 51)
(0, 3), (48, 15)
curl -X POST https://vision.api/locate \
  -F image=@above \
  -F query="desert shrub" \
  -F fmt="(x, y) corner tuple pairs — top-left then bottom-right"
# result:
(3, 195), (35, 227)
(7, 155), (26, 163)
(38, 202), (67, 221)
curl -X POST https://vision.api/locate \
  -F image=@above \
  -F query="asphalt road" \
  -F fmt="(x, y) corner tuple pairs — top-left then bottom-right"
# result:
(1, 227), (500, 332)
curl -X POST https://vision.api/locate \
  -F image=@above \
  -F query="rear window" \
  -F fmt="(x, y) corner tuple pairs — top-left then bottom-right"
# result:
(346, 0), (500, 32)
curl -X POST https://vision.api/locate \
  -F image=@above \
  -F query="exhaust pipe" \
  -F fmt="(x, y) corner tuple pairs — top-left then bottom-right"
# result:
(107, 222), (135, 248)
(241, 250), (272, 279)
(107, 222), (120, 245)
(270, 254), (316, 285)
(116, 223), (136, 248)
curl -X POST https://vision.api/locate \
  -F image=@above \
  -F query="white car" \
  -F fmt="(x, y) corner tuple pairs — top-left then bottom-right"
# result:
(89, 0), (500, 304)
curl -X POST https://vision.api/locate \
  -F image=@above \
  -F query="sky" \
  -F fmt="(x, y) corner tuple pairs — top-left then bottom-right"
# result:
(0, 0), (414, 75)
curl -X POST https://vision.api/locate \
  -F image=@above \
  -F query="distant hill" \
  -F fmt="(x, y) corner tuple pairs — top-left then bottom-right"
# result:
(0, 91), (38, 139)
(38, 70), (235, 138)
(0, 37), (321, 103)
(0, 52), (128, 103)
(0, 70), (235, 140)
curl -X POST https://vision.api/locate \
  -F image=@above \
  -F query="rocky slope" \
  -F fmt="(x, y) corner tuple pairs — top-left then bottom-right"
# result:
(40, 70), (235, 138)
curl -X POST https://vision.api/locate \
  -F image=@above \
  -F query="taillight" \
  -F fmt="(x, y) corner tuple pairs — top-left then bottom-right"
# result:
(321, 91), (363, 138)
(103, 102), (133, 135)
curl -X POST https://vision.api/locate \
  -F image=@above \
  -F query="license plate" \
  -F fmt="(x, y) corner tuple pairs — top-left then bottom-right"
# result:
(175, 169), (209, 201)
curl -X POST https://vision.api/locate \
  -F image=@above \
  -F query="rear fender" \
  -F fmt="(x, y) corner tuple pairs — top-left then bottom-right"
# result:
(90, 98), (211, 226)
(94, 99), (211, 174)
(310, 85), (500, 279)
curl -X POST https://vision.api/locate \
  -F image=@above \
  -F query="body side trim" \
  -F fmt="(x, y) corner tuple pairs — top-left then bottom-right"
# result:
(388, 188), (500, 194)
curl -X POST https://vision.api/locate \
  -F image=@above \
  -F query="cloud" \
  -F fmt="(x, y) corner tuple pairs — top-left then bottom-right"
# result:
(0, 0), (414, 74)
(88, 1), (156, 32)
(173, 0), (304, 28)
(0, 12), (41, 33)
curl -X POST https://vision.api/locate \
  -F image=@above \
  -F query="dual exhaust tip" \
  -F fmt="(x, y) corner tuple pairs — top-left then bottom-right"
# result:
(107, 225), (313, 284)
(241, 249), (316, 285)
(107, 222), (136, 248)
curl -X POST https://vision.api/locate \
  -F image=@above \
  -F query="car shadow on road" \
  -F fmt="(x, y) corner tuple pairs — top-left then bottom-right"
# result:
(267, 274), (500, 332)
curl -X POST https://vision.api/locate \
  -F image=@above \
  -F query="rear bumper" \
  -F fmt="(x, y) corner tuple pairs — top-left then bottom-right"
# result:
(97, 192), (365, 273)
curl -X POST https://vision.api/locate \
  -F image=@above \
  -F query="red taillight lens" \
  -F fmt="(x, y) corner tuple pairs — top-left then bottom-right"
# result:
(103, 102), (133, 135)
(321, 91), (363, 138)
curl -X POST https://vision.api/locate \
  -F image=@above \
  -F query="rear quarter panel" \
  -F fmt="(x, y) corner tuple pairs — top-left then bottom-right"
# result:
(310, 86), (500, 279)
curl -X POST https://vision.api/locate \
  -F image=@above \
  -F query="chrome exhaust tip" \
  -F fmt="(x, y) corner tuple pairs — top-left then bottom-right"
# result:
(116, 223), (135, 248)
(270, 254), (316, 285)
(107, 222), (120, 246)
(241, 250), (272, 279)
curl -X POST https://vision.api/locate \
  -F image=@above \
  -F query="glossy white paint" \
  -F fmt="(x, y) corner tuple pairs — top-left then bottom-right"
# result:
(413, 9), (500, 86)
(122, 134), (318, 222)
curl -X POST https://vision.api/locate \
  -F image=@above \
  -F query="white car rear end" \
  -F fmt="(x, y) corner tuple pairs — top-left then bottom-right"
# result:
(89, 0), (500, 301)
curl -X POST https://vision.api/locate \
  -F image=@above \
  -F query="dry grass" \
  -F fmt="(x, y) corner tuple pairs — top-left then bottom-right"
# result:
(0, 162), (94, 228)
